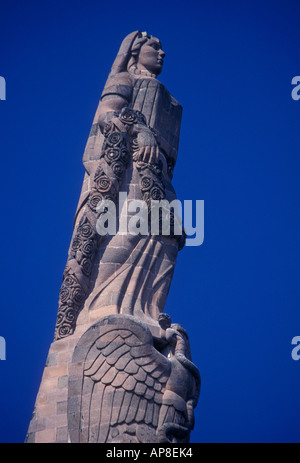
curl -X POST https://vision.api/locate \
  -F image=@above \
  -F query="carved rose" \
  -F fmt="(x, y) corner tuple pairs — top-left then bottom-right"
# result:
(65, 309), (76, 323)
(111, 161), (124, 178)
(71, 236), (82, 252)
(82, 240), (96, 258)
(72, 286), (85, 304)
(63, 273), (77, 287)
(59, 286), (70, 303)
(107, 131), (122, 147)
(95, 175), (112, 193)
(57, 322), (73, 338)
(150, 186), (164, 201)
(119, 108), (137, 125)
(78, 219), (94, 239)
(88, 192), (103, 212)
(81, 258), (93, 277)
(105, 148), (121, 163)
(119, 108), (147, 126)
(140, 176), (153, 191)
(56, 312), (64, 325)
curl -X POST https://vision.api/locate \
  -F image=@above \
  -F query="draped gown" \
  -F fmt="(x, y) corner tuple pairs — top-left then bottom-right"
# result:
(54, 70), (183, 339)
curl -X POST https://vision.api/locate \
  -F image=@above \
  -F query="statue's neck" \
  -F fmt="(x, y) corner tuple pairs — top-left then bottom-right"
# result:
(130, 68), (157, 79)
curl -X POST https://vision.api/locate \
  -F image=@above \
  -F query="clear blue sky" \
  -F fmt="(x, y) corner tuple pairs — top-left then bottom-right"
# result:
(0, 0), (299, 443)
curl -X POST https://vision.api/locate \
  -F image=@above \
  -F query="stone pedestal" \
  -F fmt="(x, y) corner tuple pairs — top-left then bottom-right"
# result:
(26, 313), (200, 443)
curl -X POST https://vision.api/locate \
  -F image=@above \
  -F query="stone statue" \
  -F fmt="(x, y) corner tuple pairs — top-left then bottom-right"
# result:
(26, 31), (200, 444)
(54, 31), (185, 341)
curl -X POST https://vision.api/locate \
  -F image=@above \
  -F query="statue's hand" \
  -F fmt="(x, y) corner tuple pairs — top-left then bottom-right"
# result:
(131, 126), (160, 164)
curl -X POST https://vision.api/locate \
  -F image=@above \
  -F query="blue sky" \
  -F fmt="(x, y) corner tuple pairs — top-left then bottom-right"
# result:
(0, 0), (299, 443)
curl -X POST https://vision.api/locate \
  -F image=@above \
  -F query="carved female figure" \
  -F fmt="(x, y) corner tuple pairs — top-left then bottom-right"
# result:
(54, 31), (185, 340)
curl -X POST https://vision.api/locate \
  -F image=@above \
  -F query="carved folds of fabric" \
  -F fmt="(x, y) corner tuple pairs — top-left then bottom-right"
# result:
(54, 107), (184, 340)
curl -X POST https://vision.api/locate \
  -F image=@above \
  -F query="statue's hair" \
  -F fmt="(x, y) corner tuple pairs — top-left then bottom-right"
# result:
(127, 32), (152, 75)
(105, 31), (161, 85)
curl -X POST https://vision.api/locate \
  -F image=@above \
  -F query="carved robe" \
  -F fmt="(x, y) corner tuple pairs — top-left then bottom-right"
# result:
(86, 75), (183, 328)
(54, 66), (184, 339)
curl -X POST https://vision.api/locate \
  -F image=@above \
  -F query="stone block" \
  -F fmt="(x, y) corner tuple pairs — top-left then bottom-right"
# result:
(56, 426), (68, 443)
(35, 428), (56, 443)
(57, 374), (68, 389)
(57, 400), (68, 415)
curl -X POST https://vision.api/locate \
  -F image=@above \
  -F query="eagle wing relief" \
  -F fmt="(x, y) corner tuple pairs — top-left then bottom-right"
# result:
(68, 314), (171, 443)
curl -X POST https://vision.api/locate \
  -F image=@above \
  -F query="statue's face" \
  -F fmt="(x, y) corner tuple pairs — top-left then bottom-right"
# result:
(136, 37), (165, 76)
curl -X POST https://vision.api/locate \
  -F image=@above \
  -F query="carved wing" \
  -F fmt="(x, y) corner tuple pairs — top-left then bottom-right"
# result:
(68, 315), (171, 443)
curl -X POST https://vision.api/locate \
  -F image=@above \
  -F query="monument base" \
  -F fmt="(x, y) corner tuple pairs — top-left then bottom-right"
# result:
(26, 314), (200, 443)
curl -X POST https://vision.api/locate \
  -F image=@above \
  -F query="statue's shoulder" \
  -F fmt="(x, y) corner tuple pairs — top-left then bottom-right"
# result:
(106, 72), (134, 87)
(101, 71), (134, 101)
